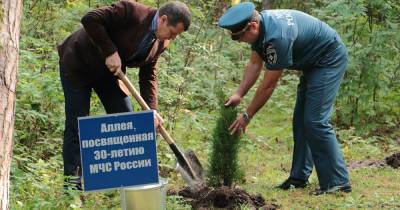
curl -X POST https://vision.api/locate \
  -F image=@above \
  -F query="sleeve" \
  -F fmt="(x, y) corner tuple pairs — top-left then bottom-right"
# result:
(266, 38), (294, 70)
(81, 1), (138, 57)
(138, 59), (158, 110)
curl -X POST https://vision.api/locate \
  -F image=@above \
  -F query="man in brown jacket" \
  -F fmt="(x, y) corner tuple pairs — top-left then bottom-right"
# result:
(58, 1), (191, 190)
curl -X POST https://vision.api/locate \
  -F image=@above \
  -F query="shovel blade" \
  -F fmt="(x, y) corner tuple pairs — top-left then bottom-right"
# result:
(183, 150), (204, 180)
(168, 144), (204, 192)
(176, 150), (205, 192)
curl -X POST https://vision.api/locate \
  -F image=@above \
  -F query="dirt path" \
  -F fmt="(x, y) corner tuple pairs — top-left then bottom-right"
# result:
(347, 152), (400, 170)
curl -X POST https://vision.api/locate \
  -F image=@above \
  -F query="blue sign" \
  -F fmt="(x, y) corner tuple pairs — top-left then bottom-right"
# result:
(78, 111), (159, 192)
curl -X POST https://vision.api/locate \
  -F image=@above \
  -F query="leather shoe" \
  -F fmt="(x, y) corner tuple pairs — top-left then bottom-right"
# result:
(312, 183), (352, 195)
(277, 177), (309, 190)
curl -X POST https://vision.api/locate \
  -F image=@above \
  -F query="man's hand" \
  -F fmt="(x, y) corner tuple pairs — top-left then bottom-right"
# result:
(154, 110), (164, 131)
(228, 113), (250, 135)
(224, 93), (242, 107)
(106, 51), (123, 76)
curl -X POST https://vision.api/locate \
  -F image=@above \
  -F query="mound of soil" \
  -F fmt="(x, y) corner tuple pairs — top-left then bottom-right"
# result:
(167, 186), (278, 210)
(347, 152), (400, 170)
(385, 152), (400, 169)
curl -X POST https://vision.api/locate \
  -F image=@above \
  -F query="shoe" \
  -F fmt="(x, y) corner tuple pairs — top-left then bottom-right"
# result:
(277, 177), (309, 190)
(312, 183), (352, 195)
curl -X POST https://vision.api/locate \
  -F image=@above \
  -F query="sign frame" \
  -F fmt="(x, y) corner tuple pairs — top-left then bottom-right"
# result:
(78, 110), (159, 192)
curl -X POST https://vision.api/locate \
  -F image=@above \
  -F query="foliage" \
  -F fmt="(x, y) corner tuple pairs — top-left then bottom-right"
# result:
(15, 38), (63, 152)
(0, 0), (3, 21)
(311, 0), (400, 135)
(10, 0), (400, 209)
(207, 89), (244, 187)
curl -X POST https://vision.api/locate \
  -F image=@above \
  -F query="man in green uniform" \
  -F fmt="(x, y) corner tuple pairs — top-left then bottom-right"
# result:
(219, 2), (351, 195)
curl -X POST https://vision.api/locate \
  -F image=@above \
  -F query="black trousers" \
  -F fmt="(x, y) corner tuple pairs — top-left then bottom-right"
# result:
(60, 65), (133, 176)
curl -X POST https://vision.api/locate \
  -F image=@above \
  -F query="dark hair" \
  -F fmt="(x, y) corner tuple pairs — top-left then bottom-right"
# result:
(159, 1), (191, 31)
(231, 11), (260, 40)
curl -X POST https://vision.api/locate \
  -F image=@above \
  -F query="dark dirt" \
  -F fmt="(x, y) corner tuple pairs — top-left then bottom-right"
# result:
(168, 186), (279, 210)
(347, 152), (400, 170)
(385, 152), (400, 169)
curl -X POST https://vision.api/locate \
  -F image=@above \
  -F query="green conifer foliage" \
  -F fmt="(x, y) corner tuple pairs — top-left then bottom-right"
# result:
(207, 90), (244, 187)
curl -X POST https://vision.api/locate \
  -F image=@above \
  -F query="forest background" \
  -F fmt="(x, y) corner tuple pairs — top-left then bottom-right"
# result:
(10, 0), (399, 209)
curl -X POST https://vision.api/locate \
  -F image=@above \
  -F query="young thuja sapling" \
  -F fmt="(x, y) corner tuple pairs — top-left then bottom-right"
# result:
(207, 89), (245, 187)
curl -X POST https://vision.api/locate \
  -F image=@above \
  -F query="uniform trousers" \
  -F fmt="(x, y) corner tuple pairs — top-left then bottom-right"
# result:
(289, 39), (350, 190)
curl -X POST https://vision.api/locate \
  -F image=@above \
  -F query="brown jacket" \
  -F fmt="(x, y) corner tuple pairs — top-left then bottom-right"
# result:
(58, 1), (168, 109)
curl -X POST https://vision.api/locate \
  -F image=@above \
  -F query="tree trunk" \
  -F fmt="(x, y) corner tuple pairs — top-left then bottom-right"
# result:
(262, 0), (273, 9)
(0, 0), (22, 209)
(213, 0), (228, 22)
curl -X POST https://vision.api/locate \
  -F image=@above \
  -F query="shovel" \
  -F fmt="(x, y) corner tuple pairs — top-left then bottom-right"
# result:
(117, 72), (204, 191)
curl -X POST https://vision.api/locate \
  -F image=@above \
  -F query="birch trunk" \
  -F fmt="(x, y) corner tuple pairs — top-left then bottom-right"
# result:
(0, 0), (23, 209)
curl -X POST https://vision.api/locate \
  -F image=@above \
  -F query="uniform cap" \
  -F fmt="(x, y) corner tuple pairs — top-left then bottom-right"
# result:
(218, 2), (255, 36)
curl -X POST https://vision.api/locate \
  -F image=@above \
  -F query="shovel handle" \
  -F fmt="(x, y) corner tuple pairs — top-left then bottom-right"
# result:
(118, 73), (175, 145)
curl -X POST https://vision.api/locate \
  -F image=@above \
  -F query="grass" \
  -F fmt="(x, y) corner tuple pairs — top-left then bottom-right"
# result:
(237, 132), (400, 210)
(10, 74), (400, 209)
(162, 75), (400, 210)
